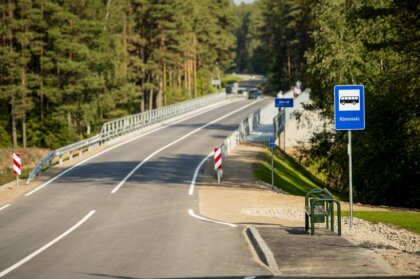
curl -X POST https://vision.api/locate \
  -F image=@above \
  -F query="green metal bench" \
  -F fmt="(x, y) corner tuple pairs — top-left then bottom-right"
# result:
(304, 188), (341, 236)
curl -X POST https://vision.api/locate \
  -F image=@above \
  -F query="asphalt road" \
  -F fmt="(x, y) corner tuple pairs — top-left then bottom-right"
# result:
(0, 97), (272, 278)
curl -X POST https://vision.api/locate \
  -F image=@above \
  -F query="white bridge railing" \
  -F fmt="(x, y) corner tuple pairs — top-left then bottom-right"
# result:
(220, 102), (273, 157)
(27, 92), (227, 184)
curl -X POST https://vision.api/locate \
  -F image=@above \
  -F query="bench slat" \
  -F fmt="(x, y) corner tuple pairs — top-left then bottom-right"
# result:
(305, 205), (327, 216)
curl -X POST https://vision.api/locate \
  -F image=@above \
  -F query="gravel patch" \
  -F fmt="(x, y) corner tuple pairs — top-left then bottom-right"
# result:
(241, 207), (420, 275)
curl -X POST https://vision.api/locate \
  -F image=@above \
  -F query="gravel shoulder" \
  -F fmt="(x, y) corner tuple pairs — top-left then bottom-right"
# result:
(198, 143), (420, 275)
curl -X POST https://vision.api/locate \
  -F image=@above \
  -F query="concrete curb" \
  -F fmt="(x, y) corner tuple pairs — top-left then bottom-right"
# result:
(245, 226), (280, 275)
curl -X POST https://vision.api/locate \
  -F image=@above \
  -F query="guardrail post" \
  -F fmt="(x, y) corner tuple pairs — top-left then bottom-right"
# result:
(69, 151), (73, 161)
(59, 154), (63, 165)
(79, 149), (82, 158)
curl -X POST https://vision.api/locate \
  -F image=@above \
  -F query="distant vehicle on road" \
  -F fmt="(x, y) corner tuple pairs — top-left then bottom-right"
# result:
(225, 85), (233, 94)
(340, 96), (359, 105)
(248, 89), (263, 99)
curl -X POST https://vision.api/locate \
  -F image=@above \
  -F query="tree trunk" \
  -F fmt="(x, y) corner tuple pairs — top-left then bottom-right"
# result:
(193, 38), (197, 98)
(287, 50), (291, 79)
(22, 114), (27, 148)
(11, 101), (17, 148)
(141, 90), (145, 112)
(156, 76), (163, 108)
(149, 89), (154, 111)
(104, 0), (112, 29)
(169, 69), (173, 102)
(67, 111), (72, 130)
(40, 83), (44, 123)
(163, 62), (167, 105)
(177, 66), (182, 93)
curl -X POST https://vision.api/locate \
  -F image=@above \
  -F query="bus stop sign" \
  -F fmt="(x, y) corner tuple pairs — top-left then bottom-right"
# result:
(334, 85), (365, 130)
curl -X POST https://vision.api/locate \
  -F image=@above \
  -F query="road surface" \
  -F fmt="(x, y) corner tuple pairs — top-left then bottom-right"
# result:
(0, 98), (272, 278)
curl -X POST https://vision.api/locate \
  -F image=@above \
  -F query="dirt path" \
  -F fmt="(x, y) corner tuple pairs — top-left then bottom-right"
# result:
(198, 143), (419, 275)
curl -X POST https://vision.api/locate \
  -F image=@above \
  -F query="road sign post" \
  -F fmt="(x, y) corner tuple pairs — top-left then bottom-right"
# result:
(275, 98), (294, 153)
(269, 138), (275, 186)
(334, 85), (365, 228)
(13, 153), (21, 189)
(214, 147), (222, 184)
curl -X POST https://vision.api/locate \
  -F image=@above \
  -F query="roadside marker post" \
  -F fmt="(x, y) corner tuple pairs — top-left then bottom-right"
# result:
(269, 138), (275, 186)
(334, 85), (365, 228)
(275, 98), (294, 153)
(13, 153), (21, 189)
(214, 147), (222, 184)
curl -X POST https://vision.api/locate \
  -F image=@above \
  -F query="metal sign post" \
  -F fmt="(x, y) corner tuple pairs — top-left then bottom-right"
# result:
(269, 138), (275, 186)
(348, 130), (353, 227)
(275, 98), (294, 153)
(334, 85), (365, 228)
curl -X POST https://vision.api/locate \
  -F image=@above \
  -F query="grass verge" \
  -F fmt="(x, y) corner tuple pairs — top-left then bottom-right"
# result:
(341, 210), (420, 234)
(254, 148), (324, 196)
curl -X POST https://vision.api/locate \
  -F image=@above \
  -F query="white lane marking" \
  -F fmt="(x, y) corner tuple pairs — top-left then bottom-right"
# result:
(0, 204), (11, 211)
(188, 209), (237, 228)
(244, 276), (256, 279)
(0, 210), (96, 278)
(25, 100), (239, 196)
(111, 100), (261, 194)
(188, 152), (213, 196)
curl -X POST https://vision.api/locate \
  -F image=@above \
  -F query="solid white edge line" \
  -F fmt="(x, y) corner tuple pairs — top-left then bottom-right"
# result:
(188, 152), (213, 196)
(243, 276), (256, 279)
(0, 210), (96, 278)
(0, 204), (11, 211)
(110, 100), (261, 194)
(188, 209), (237, 228)
(25, 99), (239, 197)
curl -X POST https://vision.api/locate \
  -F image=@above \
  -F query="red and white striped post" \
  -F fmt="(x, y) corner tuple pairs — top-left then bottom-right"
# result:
(214, 147), (222, 184)
(13, 153), (21, 189)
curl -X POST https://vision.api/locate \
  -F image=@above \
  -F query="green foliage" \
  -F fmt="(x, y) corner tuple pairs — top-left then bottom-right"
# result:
(0, 0), (235, 148)
(234, 0), (311, 91)
(221, 74), (241, 87)
(341, 211), (420, 235)
(303, 0), (419, 207)
(254, 148), (324, 196)
(236, 0), (418, 208)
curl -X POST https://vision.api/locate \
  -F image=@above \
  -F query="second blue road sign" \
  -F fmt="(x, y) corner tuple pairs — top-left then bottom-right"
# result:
(275, 98), (294, 108)
(269, 138), (275, 149)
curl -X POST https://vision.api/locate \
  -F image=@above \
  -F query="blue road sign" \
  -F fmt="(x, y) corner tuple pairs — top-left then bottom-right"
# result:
(269, 138), (275, 149)
(334, 85), (365, 130)
(275, 98), (294, 108)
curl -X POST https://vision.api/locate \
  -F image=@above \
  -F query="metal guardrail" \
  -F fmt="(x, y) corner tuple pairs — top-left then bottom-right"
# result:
(26, 134), (101, 184)
(220, 105), (263, 157)
(219, 101), (275, 162)
(100, 92), (226, 141)
(26, 92), (227, 184)
(273, 108), (285, 137)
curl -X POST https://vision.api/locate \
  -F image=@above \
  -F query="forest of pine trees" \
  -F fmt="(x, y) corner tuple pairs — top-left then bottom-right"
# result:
(0, 0), (236, 149)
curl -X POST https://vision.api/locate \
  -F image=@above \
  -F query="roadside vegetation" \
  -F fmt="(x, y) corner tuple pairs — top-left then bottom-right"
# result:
(254, 148), (324, 196)
(255, 146), (419, 234)
(235, 0), (419, 208)
(341, 211), (420, 235)
(221, 74), (242, 87)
